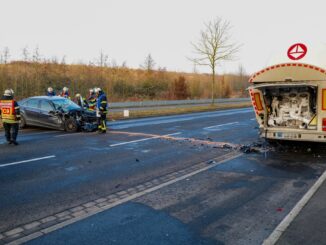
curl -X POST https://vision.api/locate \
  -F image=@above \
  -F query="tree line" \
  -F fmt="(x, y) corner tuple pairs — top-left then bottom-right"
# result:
(0, 60), (249, 101)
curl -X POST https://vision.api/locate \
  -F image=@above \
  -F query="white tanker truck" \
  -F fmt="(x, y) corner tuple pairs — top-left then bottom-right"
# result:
(249, 43), (326, 142)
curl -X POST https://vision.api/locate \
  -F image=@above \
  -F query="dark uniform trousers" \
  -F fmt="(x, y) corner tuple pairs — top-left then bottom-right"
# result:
(3, 122), (19, 142)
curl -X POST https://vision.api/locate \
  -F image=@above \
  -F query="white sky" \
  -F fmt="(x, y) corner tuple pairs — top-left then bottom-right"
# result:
(1, 0), (325, 75)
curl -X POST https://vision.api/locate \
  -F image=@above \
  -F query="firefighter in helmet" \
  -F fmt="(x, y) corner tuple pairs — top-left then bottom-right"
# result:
(60, 87), (70, 99)
(95, 87), (108, 133)
(87, 88), (96, 111)
(47, 87), (56, 96)
(0, 89), (21, 145)
(74, 93), (88, 110)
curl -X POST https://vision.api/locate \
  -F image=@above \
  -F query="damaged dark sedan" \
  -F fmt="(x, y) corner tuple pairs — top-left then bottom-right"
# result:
(18, 96), (98, 132)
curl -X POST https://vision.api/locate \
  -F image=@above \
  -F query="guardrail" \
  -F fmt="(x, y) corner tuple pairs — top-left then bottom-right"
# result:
(110, 98), (250, 108)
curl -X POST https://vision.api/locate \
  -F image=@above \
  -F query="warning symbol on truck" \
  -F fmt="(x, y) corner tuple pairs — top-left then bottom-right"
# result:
(287, 43), (307, 60)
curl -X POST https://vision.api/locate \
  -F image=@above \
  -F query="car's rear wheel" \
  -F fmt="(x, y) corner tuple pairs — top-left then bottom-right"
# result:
(19, 116), (27, 129)
(64, 118), (79, 132)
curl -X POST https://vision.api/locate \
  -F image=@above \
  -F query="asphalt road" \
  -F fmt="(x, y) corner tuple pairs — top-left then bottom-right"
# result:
(1, 107), (326, 245)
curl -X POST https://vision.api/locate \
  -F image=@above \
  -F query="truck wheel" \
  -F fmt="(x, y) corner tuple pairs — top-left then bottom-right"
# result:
(64, 118), (79, 132)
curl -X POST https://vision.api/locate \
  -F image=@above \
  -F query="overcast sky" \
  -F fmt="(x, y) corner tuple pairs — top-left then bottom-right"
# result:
(1, 0), (325, 75)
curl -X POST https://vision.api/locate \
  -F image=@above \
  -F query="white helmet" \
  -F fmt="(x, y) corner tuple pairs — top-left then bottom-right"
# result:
(94, 87), (102, 93)
(75, 93), (81, 98)
(89, 88), (94, 94)
(4, 89), (13, 96)
(63, 87), (69, 92)
(48, 87), (53, 93)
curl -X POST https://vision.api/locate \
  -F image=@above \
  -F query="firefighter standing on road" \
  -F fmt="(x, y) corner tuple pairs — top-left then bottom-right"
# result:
(47, 87), (56, 96)
(0, 89), (21, 145)
(60, 87), (70, 99)
(74, 93), (88, 110)
(87, 89), (96, 111)
(95, 88), (108, 133)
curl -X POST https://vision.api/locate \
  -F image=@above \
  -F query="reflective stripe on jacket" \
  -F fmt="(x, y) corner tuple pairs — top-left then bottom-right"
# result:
(97, 93), (108, 114)
(0, 99), (20, 124)
(87, 96), (96, 111)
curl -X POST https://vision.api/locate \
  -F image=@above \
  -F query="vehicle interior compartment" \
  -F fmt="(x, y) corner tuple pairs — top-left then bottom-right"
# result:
(262, 85), (317, 130)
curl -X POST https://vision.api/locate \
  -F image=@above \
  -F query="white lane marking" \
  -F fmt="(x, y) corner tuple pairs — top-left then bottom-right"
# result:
(55, 133), (84, 138)
(110, 132), (182, 147)
(263, 170), (326, 245)
(0, 155), (56, 168)
(203, 122), (239, 130)
(250, 118), (256, 121)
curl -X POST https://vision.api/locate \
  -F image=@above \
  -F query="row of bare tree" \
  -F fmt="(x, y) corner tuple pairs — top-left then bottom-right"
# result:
(0, 61), (248, 101)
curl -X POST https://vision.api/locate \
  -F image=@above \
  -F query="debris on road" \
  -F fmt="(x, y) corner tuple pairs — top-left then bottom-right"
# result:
(239, 145), (260, 154)
(206, 160), (217, 165)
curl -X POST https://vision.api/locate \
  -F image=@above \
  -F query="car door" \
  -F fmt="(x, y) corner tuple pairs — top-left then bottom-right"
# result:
(23, 99), (41, 125)
(39, 100), (62, 129)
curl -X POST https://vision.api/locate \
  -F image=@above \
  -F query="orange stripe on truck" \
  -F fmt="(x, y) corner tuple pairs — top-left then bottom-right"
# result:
(254, 93), (263, 111)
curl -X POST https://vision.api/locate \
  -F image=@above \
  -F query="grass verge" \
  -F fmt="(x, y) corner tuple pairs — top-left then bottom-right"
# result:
(108, 102), (251, 121)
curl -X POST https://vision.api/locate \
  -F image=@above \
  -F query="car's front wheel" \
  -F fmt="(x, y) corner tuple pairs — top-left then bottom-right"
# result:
(64, 118), (79, 132)
(19, 115), (27, 129)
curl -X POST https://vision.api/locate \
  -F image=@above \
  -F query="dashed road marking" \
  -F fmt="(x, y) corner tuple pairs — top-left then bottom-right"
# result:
(0, 155), (56, 168)
(110, 132), (182, 147)
(55, 132), (84, 138)
(203, 122), (239, 130)
(263, 170), (326, 245)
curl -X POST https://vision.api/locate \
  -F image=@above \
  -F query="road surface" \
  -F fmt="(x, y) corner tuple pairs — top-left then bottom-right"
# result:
(0, 107), (325, 245)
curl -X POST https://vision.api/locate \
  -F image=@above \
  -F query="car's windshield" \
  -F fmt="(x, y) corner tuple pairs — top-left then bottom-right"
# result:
(52, 99), (80, 112)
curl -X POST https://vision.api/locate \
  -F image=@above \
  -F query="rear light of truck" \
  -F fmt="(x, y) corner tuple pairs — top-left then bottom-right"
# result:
(323, 118), (326, 131)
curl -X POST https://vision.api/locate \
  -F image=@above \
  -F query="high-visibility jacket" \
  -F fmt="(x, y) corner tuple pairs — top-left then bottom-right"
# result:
(87, 95), (96, 111)
(60, 92), (71, 100)
(0, 98), (20, 124)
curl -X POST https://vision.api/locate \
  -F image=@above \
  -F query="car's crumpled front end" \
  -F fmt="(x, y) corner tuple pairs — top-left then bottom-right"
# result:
(62, 109), (98, 132)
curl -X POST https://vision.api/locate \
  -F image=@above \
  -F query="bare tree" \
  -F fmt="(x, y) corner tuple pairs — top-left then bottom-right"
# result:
(22, 46), (30, 61)
(32, 46), (41, 62)
(121, 60), (128, 68)
(237, 63), (248, 96)
(98, 50), (108, 67)
(190, 18), (240, 104)
(140, 53), (156, 72)
(61, 55), (66, 65)
(3, 47), (10, 64)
